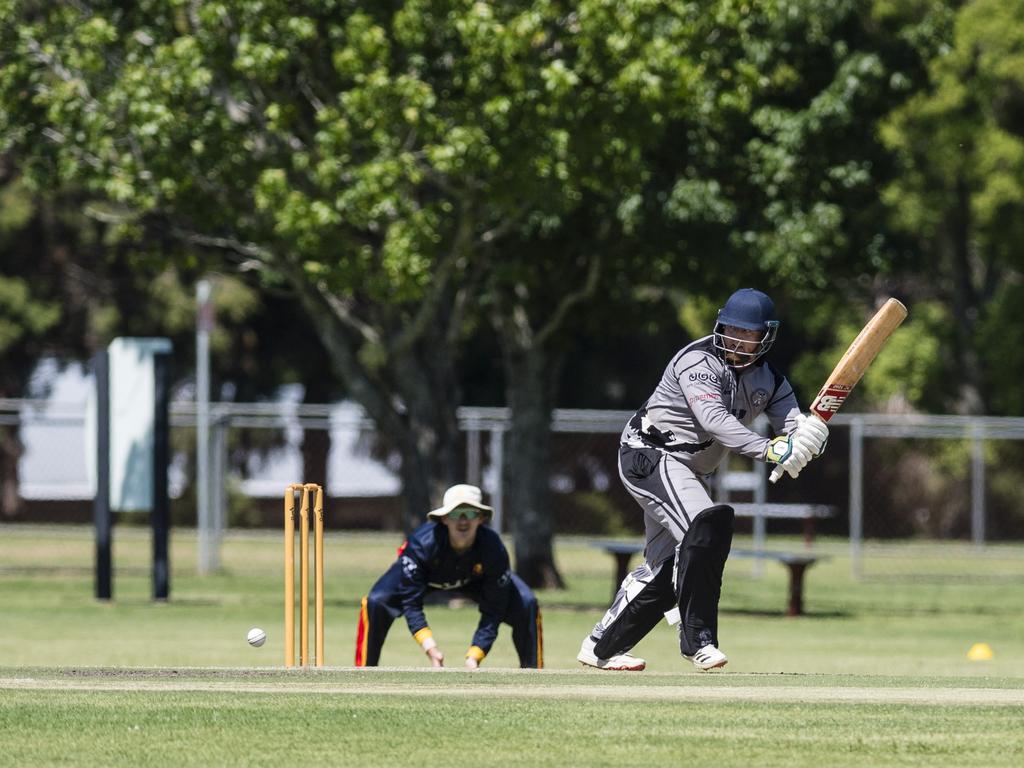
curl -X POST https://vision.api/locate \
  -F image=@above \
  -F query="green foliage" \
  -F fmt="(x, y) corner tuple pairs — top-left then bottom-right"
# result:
(0, 177), (33, 231)
(0, 0), (912, 301)
(0, 276), (61, 354)
(859, 300), (946, 407)
(0, 181), (58, 357)
(789, 300), (948, 411)
(0, 0), (1000, 424)
(875, 0), (1024, 413)
(976, 280), (1024, 414)
(676, 293), (721, 341)
(0, 5), (918, 304)
(556, 491), (632, 536)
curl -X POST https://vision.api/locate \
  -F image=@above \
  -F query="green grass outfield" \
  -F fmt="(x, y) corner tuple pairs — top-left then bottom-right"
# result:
(3, 668), (1023, 767)
(1, 524), (1023, 766)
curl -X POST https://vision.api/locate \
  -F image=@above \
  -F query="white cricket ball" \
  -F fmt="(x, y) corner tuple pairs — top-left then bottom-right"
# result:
(247, 627), (267, 647)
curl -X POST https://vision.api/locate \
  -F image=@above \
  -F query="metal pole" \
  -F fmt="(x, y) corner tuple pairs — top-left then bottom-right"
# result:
(211, 410), (227, 570)
(466, 425), (482, 487)
(489, 427), (504, 533)
(93, 349), (112, 601)
(850, 417), (864, 580)
(971, 423), (985, 548)
(152, 351), (171, 601)
(196, 279), (214, 574)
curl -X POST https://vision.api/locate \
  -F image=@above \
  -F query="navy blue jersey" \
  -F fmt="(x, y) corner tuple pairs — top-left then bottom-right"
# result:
(395, 521), (514, 653)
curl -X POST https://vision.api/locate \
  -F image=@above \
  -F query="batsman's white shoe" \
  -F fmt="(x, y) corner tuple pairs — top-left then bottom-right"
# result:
(577, 636), (646, 671)
(684, 644), (728, 671)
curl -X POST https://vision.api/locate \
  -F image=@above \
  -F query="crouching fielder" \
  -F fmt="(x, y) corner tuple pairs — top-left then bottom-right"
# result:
(578, 289), (827, 672)
(356, 484), (542, 669)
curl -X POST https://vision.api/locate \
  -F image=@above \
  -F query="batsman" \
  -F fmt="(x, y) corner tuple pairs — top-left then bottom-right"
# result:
(578, 288), (828, 672)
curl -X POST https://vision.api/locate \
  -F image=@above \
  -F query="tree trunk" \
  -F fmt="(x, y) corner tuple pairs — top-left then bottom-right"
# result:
(299, 417), (331, 490)
(389, 321), (464, 529)
(321, 338), (460, 533)
(502, 344), (565, 589)
(289, 270), (463, 533)
(0, 425), (24, 519)
(299, 374), (332, 488)
(946, 175), (987, 414)
(488, 242), (602, 590)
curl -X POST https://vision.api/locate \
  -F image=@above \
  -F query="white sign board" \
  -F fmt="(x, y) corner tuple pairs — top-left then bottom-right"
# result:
(106, 337), (171, 512)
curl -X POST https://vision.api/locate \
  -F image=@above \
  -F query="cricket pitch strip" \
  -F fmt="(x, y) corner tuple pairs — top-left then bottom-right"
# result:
(3, 667), (1023, 707)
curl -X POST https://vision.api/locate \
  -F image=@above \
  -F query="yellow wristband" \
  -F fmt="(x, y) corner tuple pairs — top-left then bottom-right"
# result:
(414, 628), (434, 650)
(466, 645), (486, 662)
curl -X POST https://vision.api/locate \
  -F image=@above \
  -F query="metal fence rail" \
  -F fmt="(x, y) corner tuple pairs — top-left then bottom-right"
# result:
(3, 400), (1024, 580)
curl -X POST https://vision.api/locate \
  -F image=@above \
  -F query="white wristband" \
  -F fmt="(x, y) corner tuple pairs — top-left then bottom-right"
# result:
(420, 636), (438, 652)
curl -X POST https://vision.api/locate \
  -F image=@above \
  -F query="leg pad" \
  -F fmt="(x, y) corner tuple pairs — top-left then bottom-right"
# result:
(675, 504), (734, 656)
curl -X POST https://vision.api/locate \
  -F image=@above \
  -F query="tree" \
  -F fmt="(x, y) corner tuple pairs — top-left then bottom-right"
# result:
(453, 0), (933, 580)
(0, 153), (328, 522)
(0, 0), (961, 583)
(0, 1), (494, 530)
(879, 0), (1024, 414)
(0, 167), (62, 516)
(0, 1), (732, 583)
(0, 159), (204, 517)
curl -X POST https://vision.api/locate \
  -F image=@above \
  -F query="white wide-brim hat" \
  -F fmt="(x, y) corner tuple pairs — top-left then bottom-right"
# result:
(427, 484), (493, 521)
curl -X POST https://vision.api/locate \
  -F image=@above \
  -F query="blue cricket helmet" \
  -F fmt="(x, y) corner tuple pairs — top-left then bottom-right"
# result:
(717, 288), (776, 330)
(714, 288), (779, 367)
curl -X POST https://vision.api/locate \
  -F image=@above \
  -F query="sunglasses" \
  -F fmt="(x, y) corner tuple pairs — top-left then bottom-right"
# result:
(447, 507), (480, 521)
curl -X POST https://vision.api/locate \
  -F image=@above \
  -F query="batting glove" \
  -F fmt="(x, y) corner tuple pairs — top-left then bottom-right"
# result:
(792, 413), (829, 458)
(765, 435), (812, 479)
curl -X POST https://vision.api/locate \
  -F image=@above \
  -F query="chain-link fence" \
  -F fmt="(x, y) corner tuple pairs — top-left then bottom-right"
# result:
(838, 414), (1024, 580)
(4, 399), (1024, 580)
(539, 411), (1024, 581)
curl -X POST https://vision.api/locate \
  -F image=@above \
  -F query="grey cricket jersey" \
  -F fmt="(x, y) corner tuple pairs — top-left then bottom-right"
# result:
(591, 336), (803, 646)
(621, 335), (800, 473)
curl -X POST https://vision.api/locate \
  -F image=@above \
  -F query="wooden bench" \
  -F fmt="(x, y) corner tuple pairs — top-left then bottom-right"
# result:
(731, 548), (830, 616)
(731, 503), (833, 546)
(591, 541), (829, 616)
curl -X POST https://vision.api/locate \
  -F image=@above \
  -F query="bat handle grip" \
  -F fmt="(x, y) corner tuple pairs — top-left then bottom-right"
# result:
(769, 466), (784, 484)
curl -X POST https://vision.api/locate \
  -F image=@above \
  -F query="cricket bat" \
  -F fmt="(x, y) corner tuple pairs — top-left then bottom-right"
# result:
(770, 297), (908, 483)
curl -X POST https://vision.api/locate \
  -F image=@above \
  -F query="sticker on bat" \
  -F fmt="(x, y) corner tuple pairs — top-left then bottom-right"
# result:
(812, 385), (852, 421)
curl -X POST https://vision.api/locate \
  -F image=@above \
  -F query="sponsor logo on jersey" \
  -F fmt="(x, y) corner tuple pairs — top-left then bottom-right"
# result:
(751, 389), (769, 408)
(689, 393), (720, 402)
(473, 563), (483, 576)
(688, 371), (720, 385)
(498, 570), (511, 587)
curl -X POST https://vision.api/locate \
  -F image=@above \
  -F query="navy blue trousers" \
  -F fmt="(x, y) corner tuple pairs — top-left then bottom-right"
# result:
(355, 562), (543, 668)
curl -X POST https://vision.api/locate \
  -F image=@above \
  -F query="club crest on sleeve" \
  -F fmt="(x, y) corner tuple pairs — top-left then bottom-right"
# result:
(751, 389), (769, 408)
(401, 555), (418, 577)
